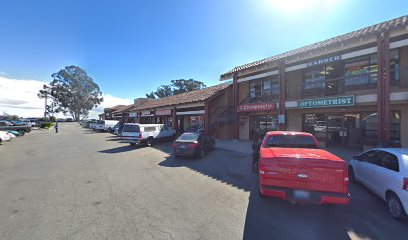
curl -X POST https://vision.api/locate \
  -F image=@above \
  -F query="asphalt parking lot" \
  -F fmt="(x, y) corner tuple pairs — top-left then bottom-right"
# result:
(0, 123), (407, 240)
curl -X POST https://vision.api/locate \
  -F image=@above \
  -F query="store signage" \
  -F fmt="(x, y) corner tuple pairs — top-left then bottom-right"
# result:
(237, 103), (276, 112)
(141, 110), (153, 116)
(307, 55), (341, 67)
(155, 109), (172, 116)
(298, 95), (355, 108)
(278, 114), (285, 124)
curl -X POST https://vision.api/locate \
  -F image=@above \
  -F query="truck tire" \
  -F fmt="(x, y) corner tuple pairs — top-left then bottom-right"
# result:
(387, 192), (406, 220)
(146, 137), (154, 147)
(0, 138), (2, 145)
(107, 128), (112, 133)
(18, 130), (25, 136)
(348, 166), (356, 182)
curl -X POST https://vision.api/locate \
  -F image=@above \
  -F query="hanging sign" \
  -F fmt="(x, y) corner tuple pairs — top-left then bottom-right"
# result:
(155, 109), (172, 116)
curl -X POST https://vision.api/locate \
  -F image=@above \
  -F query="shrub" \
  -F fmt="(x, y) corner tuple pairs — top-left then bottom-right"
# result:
(40, 122), (56, 129)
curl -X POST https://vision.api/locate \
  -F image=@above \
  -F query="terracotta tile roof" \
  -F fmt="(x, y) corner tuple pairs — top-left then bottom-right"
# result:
(112, 104), (134, 114)
(129, 83), (231, 111)
(220, 15), (408, 79)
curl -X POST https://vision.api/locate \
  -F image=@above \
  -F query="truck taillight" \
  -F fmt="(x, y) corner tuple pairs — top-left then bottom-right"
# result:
(139, 133), (142, 139)
(403, 178), (408, 191)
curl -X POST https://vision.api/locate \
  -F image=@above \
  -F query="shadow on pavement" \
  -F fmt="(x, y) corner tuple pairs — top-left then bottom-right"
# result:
(98, 145), (136, 154)
(157, 145), (408, 240)
(243, 178), (408, 240)
(158, 148), (252, 192)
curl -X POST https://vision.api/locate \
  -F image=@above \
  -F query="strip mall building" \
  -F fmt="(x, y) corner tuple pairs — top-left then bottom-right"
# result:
(221, 15), (408, 148)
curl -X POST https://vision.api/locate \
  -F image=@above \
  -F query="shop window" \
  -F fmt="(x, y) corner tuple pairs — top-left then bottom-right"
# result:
(361, 112), (378, 146)
(249, 76), (279, 103)
(304, 66), (325, 90)
(249, 115), (278, 139)
(344, 54), (377, 87)
(390, 49), (400, 84)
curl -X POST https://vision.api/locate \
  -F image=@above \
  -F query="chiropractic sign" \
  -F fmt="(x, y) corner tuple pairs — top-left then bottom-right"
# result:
(307, 55), (341, 67)
(298, 95), (355, 109)
(237, 103), (276, 112)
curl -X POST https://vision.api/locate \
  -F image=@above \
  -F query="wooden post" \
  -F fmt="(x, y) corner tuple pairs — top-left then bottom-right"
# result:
(233, 73), (239, 139)
(279, 62), (286, 130)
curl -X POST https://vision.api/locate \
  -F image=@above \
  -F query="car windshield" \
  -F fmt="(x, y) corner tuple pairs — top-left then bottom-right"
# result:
(123, 124), (140, 132)
(264, 135), (317, 149)
(177, 133), (200, 141)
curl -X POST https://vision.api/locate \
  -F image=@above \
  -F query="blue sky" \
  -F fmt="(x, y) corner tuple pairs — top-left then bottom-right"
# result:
(0, 0), (407, 102)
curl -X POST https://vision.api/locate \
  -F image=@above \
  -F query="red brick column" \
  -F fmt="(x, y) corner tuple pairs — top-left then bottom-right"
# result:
(204, 101), (210, 135)
(279, 62), (286, 130)
(233, 73), (239, 139)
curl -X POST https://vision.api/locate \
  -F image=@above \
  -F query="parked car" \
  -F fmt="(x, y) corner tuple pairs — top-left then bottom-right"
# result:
(348, 148), (408, 219)
(121, 123), (176, 147)
(7, 130), (22, 137)
(11, 120), (29, 126)
(172, 132), (215, 158)
(112, 122), (124, 136)
(0, 130), (12, 143)
(0, 120), (31, 135)
(258, 131), (350, 205)
(94, 120), (119, 132)
(20, 119), (36, 127)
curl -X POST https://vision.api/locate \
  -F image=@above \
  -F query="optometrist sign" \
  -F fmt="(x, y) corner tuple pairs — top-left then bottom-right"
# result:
(298, 95), (355, 108)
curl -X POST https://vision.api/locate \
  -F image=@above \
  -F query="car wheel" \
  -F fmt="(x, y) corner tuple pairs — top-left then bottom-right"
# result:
(258, 187), (265, 197)
(18, 130), (25, 136)
(107, 128), (112, 133)
(129, 143), (136, 147)
(146, 137), (154, 147)
(387, 193), (406, 220)
(348, 166), (356, 182)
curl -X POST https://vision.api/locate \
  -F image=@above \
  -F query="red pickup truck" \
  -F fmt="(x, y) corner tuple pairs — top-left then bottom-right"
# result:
(258, 131), (350, 205)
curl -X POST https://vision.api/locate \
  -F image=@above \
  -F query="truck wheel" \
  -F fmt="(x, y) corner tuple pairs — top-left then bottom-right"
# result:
(129, 143), (136, 147)
(146, 137), (154, 147)
(348, 166), (356, 182)
(18, 130), (25, 136)
(387, 193), (406, 220)
(107, 128), (112, 133)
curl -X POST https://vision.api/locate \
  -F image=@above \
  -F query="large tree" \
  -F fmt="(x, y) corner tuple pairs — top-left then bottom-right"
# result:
(38, 66), (103, 121)
(146, 79), (206, 99)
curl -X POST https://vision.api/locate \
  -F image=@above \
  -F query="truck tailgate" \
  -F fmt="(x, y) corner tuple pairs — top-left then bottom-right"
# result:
(260, 149), (347, 194)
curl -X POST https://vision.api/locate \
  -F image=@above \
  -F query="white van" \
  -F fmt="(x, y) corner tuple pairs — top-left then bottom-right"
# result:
(121, 123), (176, 147)
(94, 120), (119, 132)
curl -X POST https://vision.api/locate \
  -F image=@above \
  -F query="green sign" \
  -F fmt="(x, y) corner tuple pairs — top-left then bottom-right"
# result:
(298, 95), (355, 108)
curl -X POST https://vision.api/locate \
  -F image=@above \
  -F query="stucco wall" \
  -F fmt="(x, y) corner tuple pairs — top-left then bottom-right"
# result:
(286, 110), (302, 132)
(286, 70), (303, 100)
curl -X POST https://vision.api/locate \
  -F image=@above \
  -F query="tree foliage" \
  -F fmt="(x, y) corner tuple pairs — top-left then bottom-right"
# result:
(38, 66), (103, 121)
(146, 79), (206, 99)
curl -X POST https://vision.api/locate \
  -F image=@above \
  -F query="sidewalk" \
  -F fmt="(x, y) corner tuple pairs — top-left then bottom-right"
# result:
(215, 140), (361, 161)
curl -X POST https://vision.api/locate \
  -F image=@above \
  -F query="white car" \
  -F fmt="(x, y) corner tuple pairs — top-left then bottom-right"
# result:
(348, 148), (408, 219)
(94, 120), (119, 132)
(0, 131), (12, 143)
(121, 123), (176, 147)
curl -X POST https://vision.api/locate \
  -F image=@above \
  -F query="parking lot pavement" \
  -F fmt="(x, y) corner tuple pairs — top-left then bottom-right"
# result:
(0, 123), (407, 240)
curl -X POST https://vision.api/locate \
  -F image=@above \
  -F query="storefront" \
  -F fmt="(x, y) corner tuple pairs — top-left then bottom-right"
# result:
(176, 108), (205, 133)
(155, 108), (173, 126)
(139, 110), (155, 124)
(291, 95), (402, 148)
(237, 102), (278, 140)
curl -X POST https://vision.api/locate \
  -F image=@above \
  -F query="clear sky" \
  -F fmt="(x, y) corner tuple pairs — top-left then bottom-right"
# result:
(0, 0), (407, 117)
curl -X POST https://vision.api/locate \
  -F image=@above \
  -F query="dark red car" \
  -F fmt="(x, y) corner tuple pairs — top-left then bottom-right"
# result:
(173, 132), (215, 158)
(258, 131), (350, 205)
